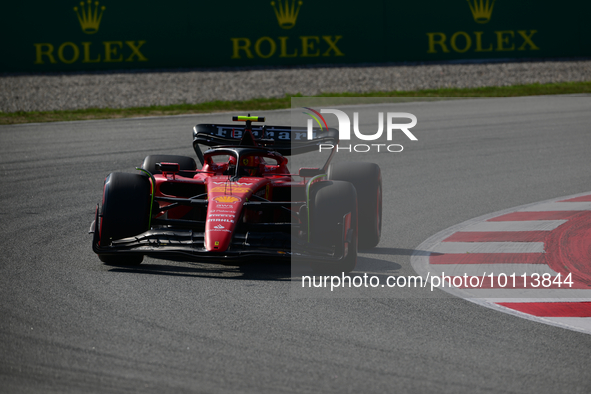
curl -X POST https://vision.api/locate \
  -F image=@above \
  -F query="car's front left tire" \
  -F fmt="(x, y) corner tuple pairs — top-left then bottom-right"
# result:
(328, 162), (382, 249)
(308, 180), (358, 274)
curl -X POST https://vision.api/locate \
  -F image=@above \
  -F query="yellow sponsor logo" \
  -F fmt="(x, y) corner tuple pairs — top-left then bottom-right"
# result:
(270, 0), (302, 29)
(213, 195), (241, 203)
(231, 1), (343, 60)
(209, 187), (252, 193)
(426, 1), (539, 54)
(34, 41), (147, 64)
(33, 2), (148, 65)
(427, 30), (538, 53)
(74, 0), (106, 34)
(231, 36), (343, 59)
(466, 0), (495, 24)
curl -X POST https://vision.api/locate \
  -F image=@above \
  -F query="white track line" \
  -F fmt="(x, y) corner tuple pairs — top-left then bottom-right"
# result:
(519, 202), (591, 211)
(432, 242), (545, 254)
(430, 264), (557, 277)
(474, 296), (591, 303)
(544, 317), (591, 331)
(461, 220), (566, 232)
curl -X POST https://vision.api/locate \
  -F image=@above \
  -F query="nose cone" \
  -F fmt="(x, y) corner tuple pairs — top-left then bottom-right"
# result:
(205, 195), (242, 252)
(204, 177), (268, 252)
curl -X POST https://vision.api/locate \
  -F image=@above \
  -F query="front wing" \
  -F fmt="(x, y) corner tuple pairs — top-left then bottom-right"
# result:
(90, 208), (351, 264)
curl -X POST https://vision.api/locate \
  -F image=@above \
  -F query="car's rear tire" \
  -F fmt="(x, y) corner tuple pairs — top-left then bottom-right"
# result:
(328, 162), (382, 249)
(309, 180), (358, 274)
(141, 155), (197, 176)
(98, 172), (151, 266)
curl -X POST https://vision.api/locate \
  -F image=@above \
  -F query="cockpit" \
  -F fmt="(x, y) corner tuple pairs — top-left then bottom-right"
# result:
(202, 147), (289, 178)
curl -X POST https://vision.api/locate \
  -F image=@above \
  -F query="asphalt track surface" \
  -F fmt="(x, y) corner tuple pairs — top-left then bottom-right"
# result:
(1, 95), (591, 393)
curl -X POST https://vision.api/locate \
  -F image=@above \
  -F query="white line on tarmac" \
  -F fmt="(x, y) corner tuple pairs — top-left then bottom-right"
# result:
(432, 242), (545, 254)
(461, 220), (566, 232)
(519, 202), (591, 211)
(427, 263), (557, 277)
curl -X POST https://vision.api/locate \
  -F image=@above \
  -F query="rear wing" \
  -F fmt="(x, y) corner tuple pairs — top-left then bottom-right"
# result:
(192, 124), (338, 164)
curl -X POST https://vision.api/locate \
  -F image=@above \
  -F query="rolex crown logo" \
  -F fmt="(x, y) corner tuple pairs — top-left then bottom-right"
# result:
(73, 0), (106, 34)
(270, 0), (303, 29)
(466, 0), (496, 24)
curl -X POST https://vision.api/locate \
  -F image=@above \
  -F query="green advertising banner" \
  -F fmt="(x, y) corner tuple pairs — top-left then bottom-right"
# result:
(1, 0), (589, 73)
(384, 1), (590, 61)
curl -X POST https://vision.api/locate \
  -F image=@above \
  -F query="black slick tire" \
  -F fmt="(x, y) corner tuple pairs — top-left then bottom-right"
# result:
(98, 172), (151, 266)
(328, 162), (382, 249)
(309, 180), (358, 274)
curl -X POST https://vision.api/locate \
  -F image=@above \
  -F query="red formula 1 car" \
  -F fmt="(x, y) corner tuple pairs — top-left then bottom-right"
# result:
(91, 116), (382, 273)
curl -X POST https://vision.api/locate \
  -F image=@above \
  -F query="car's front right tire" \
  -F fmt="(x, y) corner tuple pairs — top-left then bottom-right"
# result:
(98, 172), (151, 266)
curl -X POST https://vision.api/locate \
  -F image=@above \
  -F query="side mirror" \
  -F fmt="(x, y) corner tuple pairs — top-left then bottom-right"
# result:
(156, 162), (180, 173)
(298, 168), (324, 177)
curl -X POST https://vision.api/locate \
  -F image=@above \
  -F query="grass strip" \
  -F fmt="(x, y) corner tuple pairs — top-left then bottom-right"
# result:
(1, 81), (589, 125)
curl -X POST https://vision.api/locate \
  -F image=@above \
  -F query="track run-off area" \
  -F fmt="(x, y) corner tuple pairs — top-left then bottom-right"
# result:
(1, 95), (590, 393)
(412, 192), (591, 335)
